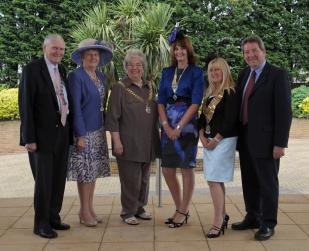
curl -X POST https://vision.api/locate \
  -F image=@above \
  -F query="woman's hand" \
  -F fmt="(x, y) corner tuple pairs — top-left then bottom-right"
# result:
(204, 139), (218, 150)
(164, 125), (180, 140)
(199, 130), (209, 148)
(76, 137), (86, 152)
(113, 139), (124, 155)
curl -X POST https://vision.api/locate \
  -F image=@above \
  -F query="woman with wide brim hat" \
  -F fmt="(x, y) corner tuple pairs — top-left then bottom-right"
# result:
(67, 38), (113, 227)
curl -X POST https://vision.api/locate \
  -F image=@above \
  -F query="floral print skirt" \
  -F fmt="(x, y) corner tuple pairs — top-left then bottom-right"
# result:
(67, 127), (110, 182)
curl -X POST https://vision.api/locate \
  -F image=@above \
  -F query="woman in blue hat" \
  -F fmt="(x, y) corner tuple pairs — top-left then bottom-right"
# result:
(67, 39), (113, 227)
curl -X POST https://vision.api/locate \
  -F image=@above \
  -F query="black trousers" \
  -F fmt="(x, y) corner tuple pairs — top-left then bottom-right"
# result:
(28, 124), (69, 229)
(238, 128), (280, 228)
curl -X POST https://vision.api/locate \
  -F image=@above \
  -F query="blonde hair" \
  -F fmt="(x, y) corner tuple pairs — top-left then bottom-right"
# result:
(205, 57), (235, 98)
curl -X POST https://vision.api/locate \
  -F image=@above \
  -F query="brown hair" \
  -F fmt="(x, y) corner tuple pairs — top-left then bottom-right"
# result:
(241, 35), (265, 52)
(170, 36), (197, 66)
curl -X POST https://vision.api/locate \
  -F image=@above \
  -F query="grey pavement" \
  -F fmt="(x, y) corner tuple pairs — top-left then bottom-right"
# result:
(0, 137), (308, 199)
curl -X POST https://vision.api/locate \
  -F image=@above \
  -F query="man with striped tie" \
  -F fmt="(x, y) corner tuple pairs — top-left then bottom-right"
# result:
(19, 34), (72, 238)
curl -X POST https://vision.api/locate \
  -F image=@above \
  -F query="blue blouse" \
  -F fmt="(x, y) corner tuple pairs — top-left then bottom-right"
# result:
(158, 64), (204, 105)
(68, 67), (106, 137)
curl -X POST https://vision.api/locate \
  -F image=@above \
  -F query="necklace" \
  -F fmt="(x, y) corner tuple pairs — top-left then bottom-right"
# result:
(85, 70), (101, 87)
(172, 65), (188, 100)
(203, 92), (224, 135)
(118, 81), (153, 114)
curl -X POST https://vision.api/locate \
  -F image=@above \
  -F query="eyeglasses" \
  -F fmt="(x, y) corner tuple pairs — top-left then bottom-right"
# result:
(127, 63), (143, 68)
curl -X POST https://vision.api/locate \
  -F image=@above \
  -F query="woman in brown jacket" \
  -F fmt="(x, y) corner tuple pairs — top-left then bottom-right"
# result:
(106, 49), (160, 225)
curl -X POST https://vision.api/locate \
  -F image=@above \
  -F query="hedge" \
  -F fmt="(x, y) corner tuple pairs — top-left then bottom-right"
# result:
(0, 88), (19, 120)
(0, 85), (309, 120)
(291, 85), (309, 118)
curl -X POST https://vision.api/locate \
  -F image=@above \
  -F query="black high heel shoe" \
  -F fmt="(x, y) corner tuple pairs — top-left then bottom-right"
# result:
(223, 214), (230, 229)
(164, 209), (178, 224)
(207, 224), (225, 238)
(168, 211), (190, 228)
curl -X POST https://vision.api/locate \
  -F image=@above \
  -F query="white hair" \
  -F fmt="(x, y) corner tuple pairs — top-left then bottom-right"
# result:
(43, 34), (64, 48)
(123, 48), (147, 73)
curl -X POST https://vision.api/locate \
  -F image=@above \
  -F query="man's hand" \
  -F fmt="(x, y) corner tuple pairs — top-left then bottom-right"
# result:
(25, 143), (37, 152)
(273, 146), (285, 159)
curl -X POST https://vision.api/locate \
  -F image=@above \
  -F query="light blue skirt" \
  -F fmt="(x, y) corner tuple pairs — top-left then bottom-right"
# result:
(203, 137), (237, 182)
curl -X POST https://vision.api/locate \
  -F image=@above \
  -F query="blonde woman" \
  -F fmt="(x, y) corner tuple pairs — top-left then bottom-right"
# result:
(199, 57), (239, 238)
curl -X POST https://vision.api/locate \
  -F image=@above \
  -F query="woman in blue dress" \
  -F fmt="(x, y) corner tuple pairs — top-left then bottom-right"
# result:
(67, 39), (112, 226)
(158, 28), (204, 228)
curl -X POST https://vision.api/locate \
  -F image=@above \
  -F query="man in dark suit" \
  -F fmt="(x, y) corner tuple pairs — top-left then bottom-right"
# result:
(231, 36), (292, 241)
(18, 34), (71, 238)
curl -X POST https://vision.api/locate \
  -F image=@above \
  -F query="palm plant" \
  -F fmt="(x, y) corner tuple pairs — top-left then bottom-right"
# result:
(70, 0), (174, 86)
(132, 3), (173, 83)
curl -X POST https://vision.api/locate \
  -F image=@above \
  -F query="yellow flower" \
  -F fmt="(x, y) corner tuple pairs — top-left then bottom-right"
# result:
(298, 96), (309, 117)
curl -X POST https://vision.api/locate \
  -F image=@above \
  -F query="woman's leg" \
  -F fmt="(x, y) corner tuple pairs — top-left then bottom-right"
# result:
(89, 181), (96, 218)
(162, 167), (182, 217)
(117, 158), (142, 219)
(221, 183), (226, 217)
(136, 163), (151, 215)
(208, 181), (225, 232)
(172, 168), (195, 223)
(77, 181), (94, 221)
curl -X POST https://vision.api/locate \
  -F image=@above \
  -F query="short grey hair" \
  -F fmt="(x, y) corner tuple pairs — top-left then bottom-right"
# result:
(123, 49), (147, 73)
(43, 34), (65, 48)
(241, 35), (265, 52)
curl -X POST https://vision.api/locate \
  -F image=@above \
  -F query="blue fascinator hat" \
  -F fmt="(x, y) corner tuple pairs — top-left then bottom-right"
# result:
(168, 22), (185, 45)
(71, 38), (113, 67)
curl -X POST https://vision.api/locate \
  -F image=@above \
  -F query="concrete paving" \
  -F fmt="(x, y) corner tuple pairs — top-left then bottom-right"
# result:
(0, 119), (309, 250)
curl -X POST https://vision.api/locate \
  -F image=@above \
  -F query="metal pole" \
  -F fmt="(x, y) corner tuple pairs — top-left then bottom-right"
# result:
(155, 158), (162, 207)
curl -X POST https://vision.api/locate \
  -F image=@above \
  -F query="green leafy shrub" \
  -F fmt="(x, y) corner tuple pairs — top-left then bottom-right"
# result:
(0, 88), (19, 120)
(291, 85), (309, 118)
(0, 84), (9, 92)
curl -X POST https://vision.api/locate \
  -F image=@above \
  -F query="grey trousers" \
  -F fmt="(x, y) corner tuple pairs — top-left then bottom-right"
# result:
(116, 158), (151, 219)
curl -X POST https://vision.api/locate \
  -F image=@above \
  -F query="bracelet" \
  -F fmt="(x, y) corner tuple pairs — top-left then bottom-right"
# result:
(176, 124), (181, 131)
(213, 137), (221, 143)
(161, 120), (168, 126)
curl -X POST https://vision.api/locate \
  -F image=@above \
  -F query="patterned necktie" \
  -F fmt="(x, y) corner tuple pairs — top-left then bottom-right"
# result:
(241, 70), (256, 125)
(54, 66), (68, 126)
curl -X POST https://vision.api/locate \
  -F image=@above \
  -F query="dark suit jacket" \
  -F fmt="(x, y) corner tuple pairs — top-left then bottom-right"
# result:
(237, 62), (292, 158)
(19, 57), (72, 152)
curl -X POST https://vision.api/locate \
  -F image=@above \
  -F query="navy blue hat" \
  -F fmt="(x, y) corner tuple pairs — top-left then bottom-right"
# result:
(168, 22), (185, 45)
(71, 39), (113, 66)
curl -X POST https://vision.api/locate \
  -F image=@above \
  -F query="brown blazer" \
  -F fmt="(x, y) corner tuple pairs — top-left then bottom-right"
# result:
(106, 77), (160, 162)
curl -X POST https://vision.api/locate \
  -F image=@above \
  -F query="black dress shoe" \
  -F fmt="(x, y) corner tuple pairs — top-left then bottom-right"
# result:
(33, 227), (58, 239)
(50, 222), (70, 230)
(255, 226), (274, 241)
(231, 218), (260, 230)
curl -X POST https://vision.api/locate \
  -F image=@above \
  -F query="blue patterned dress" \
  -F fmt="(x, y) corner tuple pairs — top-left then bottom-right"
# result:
(67, 78), (110, 182)
(158, 65), (204, 168)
